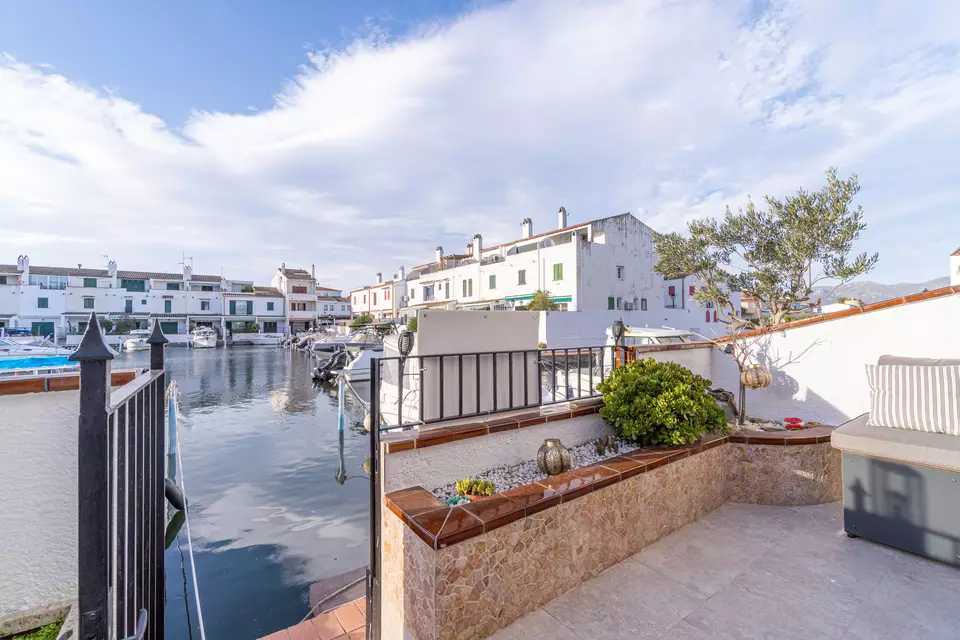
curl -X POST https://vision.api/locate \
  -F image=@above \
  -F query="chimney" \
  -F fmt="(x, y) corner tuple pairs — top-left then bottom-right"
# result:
(376, 272), (383, 284)
(281, 262), (286, 275)
(78, 263), (82, 269)
(20, 255), (29, 281)
(107, 260), (117, 277)
(558, 206), (568, 229)
(311, 264), (316, 281)
(397, 266), (405, 280)
(183, 262), (193, 282)
(521, 218), (533, 239)
(473, 234), (482, 259)
(436, 246), (443, 267)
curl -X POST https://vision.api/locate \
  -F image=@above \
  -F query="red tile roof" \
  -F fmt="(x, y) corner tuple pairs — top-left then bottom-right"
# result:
(280, 267), (313, 279)
(316, 285), (341, 292)
(952, 247), (960, 257)
(716, 284), (960, 343)
(253, 287), (284, 298)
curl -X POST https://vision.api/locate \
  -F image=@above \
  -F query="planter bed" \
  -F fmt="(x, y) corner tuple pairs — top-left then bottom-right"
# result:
(431, 436), (641, 504)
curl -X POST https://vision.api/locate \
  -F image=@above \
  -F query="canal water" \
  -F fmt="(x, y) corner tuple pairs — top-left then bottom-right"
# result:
(115, 346), (370, 640)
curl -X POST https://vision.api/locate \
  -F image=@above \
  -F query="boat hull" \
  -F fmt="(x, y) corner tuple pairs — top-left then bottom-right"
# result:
(190, 337), (218, 348)
(124, 341), (150, 352)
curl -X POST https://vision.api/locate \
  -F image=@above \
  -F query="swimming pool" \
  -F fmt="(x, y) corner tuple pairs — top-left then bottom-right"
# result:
(0, 356), (73, 371)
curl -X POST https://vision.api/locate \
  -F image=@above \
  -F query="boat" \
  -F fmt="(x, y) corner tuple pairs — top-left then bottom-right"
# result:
(0, 335), (73, 359)
(605, 326), (697, 346)
(190, 327), (218, 349)
(123, 329), (152, 352)
(337, 346), (383, 383)
(232, 332), (282, 346)
(311, 328), (382, 353)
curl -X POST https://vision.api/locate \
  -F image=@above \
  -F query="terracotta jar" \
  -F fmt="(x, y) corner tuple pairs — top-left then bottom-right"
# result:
(537, 438), (572, 476)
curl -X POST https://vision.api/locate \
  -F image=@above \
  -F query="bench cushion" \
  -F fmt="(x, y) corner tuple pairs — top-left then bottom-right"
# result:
(832, 414), (960, 472)
(865, 364), (960, 435)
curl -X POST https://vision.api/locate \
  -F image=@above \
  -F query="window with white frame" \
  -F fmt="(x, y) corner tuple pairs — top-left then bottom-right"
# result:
(616, 265), (624, 280)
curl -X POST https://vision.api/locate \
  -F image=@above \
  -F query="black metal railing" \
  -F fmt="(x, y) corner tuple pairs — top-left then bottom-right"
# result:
(375, 345), (629, 429)
(72, 312), (168, 640)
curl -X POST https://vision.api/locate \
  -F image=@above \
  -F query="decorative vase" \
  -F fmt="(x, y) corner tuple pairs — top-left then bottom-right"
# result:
(537, 438), (572, 476)
(741, 365), (772, 390)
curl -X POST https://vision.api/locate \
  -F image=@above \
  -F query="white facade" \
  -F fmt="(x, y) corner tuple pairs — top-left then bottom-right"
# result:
(222, 287), (287, 335)
(663, 275), (742, 339)
(350, 268), (408, 321)
(951, 248), (960, 286)
(403, 212), (662, 316)
(271, 264), (317, 332)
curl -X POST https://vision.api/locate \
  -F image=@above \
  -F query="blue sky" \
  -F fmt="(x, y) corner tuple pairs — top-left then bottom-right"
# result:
(1, 0), (958, 288)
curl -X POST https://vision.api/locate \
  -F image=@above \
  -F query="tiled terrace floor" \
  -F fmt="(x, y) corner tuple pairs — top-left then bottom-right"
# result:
(489, 502), (960, 640)
(259, 597), (366, 640)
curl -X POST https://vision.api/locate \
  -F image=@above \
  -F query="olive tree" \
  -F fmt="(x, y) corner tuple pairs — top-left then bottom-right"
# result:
(526, 289), (557, 311)
(654, 167), (878, 423)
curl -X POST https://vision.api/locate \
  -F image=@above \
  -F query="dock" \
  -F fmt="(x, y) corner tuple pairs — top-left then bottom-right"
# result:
(259, 596), (366, 640)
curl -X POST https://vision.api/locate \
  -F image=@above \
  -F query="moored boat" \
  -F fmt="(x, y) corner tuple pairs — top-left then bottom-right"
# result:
(190, 327), (218, 349)
(123, 329), (152, 352)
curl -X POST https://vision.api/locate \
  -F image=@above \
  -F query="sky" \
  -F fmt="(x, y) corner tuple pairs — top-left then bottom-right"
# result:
(1, 0), (958, 289)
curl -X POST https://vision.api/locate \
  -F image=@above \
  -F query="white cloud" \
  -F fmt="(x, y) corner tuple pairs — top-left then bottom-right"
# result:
(1, 0), (959, 285)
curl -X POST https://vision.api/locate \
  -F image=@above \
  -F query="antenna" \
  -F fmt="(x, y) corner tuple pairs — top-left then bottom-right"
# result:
(178, 252), (194, 270)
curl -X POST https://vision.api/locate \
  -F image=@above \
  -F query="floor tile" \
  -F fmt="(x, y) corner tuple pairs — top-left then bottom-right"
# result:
(544, 560), (705, 639)
(310, 611), (346, 640)
(286, 619), (319, 640)
(485, 609), (581, 640)
(260, 631), (289, 640)
(333, 600), (365, 632)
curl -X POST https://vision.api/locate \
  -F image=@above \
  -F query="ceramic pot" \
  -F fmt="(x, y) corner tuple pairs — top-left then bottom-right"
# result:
(741, 365), (772, 390)
(537, 438), (572, 476)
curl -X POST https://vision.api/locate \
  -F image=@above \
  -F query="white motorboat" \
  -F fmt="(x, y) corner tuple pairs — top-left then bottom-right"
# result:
(0, 335), (73, 360)
(337, 346), (382, 382)
(234, 332), (282, 346)
(190, 327), (218, 349)
(123, 329), (152, 352)
(312, 328), (381, 353)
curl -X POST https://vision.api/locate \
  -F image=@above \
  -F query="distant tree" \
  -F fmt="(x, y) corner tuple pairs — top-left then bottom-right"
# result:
(526, 289), (557, 311)
(406, 316), (418, 332)
(99, 318), (114, 333)
(114, 316), (138, 334)
(351, 314), (373, 329)
(654, 167), (878, 423)
(836, 296), (848, 303)
(242, 285), (255, 293)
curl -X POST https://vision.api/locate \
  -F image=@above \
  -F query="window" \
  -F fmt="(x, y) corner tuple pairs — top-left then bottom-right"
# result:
(363, 295), (367, 304)
(84, 277), (97, 288)
(384, 288), (390, 300)
(462, 278), (473, 297)
(141, 299), (147, 305)
(552, 264), (563, 281)
(166, 282), (180, 291)
(689, 286), (696, 296)
(616, 266), (624, 280)
(263, 321), (277, 333)
(201, 300), (210, 311)
(125, 299), (133, 313)
(640, 298), (647, 311)
(705, 310), (711, 322)
(489, 275), (496, 289)
(267, 302), (274, 311)
(444, 282), (450, 298)
(83, 297), (94, 309)
(201, 285), (214, 292)
(164, 300), (172, 313)
(0, 276), (6, 285)
(668, 285), (676, 296)
(29, 274), (68, 289)
(38, 297), (48, 309)
(616, 297), (622, 310)
(518, 269), (527, 285)
(292, 285), (308, 294)
(121, 279), (145, 292)
(608, 296), (615, 310)
(373, 292), (377, 305)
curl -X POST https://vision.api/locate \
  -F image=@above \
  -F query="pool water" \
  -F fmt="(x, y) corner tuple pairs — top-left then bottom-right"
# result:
(0, 355), (73, 370)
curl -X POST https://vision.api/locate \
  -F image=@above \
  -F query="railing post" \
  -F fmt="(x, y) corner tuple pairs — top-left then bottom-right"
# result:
(146, 320), (168, 371)
(70, 312), (115, 640)
(367, 357), (381, 640)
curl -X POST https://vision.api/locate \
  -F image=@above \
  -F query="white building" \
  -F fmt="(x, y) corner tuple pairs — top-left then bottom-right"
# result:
(403, 209), (662, 316)
(222, 285), (287, 335)
(317, 286), (351, 325)
(952, 247), (960, 286)
(271, 264), (317, 333)
(0, 256), (225, 338)
(350, 268), (408, 322)
(662, 275), (742, 338)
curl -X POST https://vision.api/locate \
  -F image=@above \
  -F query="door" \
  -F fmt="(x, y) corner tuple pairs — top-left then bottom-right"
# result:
(125, 299), (133, 313)
(263, 322), (277, 333)
(160, 321), (179, 335)
(32, 321), (55, 337)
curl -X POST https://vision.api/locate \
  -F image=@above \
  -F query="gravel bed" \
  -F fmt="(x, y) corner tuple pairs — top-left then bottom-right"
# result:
(431, 436), (640, 505)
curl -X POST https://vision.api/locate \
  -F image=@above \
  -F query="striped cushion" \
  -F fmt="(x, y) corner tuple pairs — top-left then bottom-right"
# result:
(865, 365), (960, 435)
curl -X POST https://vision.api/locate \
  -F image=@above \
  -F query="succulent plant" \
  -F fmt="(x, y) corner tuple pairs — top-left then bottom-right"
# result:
(455, 477), (474, 496)
(455, 478), (496, 496)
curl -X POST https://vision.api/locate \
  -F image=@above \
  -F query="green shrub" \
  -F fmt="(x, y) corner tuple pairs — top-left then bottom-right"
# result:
(597, 358), (728, 446)
(351, 314), (373, 329)
(455, 478), (496, 496)
(407, 316), (418, 332)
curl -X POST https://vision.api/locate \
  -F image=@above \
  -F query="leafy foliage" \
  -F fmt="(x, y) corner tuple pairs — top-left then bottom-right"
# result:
(407, 316), (418, 332)
(350, 313), (373, 329)
(455, 478), (496, 496)
(597, 358), (727, 446)
(241, 284), (255, 293)
(232, 322), (260, 334)
(99, 318), (113, 333)
(12, 618), (63, 640)
(114, 316), (139, 334)
(526, 289), (557, 311)
(654, 167), (878, 330)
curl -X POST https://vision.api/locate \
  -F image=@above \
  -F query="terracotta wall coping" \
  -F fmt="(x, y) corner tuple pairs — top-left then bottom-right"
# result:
(714, 285), (960, 344)
(0, 368), (140, 396)
(385, 427), (834, 550)
(382, 397), (605, 454)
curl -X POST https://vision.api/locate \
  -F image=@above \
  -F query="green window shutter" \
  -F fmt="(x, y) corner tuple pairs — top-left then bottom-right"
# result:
(84, 298), (94, 309)
(164, 300), (172, 313)
(267, 302), (274, 311)
(608, 296), (615, 310)
(462, 280), (466, 297)
(553, 264), (563, 280)
(0, 276), (6, 285)
(229, 300), (237, 315)
(489, 275), (496, 289)
(166, 282), (179, 291)
(83, 278), (97, 288)
(38, 297), (48, 309)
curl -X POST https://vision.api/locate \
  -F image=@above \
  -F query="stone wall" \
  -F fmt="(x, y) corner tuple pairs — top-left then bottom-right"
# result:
(727, 441), (842, 506)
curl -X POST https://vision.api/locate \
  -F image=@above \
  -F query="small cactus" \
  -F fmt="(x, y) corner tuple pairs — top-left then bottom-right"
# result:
(455, 478), (474, 496)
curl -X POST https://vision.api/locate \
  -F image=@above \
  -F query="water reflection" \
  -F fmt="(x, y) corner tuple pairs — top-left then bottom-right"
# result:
(115, 347), (370, 640)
